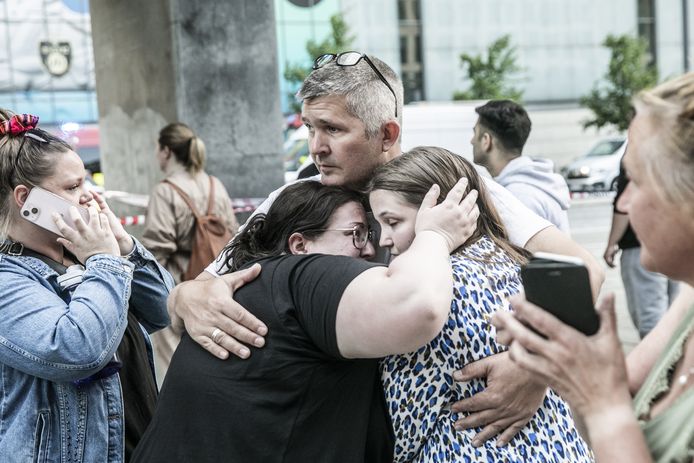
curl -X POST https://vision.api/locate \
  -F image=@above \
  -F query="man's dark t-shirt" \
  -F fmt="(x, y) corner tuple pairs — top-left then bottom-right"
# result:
(132, 254), (393, 462)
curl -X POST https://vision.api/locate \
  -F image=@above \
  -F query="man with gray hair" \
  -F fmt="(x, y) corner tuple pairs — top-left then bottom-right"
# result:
(167, 51), (604, 448)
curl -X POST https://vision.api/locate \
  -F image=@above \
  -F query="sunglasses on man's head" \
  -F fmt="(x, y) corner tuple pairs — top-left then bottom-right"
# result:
(312, 51), (398, 118)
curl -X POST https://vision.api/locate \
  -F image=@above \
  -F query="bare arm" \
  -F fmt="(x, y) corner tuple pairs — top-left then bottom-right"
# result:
(485, 175), (605, 294)
(337, 181), (479, 358)
(337, 233), (453, 357)
(581, 406), (653, 462)
(603, 212), (629, 268)
(626, 283), (694, 394)
(526, 225), (605, 301)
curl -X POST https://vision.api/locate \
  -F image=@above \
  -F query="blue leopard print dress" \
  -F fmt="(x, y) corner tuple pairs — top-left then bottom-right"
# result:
(381, 236), (594, 463)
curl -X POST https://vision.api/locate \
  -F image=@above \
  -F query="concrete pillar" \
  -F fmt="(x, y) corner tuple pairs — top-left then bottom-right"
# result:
(90, 0), (284, 201)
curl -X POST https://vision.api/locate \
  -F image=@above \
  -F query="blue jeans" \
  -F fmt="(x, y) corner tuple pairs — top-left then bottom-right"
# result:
(621, 247), (679, 338)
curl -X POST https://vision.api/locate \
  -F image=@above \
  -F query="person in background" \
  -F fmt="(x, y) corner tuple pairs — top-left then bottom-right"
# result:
(0, 109), (172, 462)
(141, 122), (238, 383)
(604, 159), (679, 338)
(470, 99), (571, 233)
(494, 72), (694, 462)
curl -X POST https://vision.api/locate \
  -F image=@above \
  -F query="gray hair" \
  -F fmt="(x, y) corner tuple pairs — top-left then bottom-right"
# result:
(297, 54), (403, 139)
(633, 72), (694, 210)
(0, 108), (72, 244)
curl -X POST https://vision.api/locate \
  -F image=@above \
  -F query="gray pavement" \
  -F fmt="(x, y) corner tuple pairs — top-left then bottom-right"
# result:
(567, 194), (641, 352)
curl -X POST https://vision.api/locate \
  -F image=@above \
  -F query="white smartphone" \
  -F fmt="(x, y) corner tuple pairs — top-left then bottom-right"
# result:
(20, 186), (90, 237)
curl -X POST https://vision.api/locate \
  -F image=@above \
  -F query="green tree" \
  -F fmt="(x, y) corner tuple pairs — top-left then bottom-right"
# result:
(580, 34), (658, 132)
(284, 13), (355, 112)
(453, 35), (524, 101)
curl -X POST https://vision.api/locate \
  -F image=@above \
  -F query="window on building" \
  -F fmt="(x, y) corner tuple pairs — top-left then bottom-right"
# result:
(398, 0), (424, 103)
(637, 0), (657, 67)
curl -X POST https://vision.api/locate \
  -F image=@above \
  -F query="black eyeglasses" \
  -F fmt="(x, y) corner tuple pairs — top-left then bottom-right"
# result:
(313, 51), (398, 118)
(15, 131), (48, 169)
(305, 224), (374, 250)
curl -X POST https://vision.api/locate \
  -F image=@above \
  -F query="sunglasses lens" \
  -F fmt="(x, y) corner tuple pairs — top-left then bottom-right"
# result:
(336, 52), (362, 66)
(314, 54), (335, 69)
(25, 132), (48, 143)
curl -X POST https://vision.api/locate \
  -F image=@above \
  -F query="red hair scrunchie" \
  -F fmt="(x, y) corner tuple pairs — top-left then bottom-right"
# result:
(0, 114), (40, 137)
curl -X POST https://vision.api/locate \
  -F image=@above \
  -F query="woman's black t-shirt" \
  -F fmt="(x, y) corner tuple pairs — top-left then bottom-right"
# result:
(132, 254), (393, 462)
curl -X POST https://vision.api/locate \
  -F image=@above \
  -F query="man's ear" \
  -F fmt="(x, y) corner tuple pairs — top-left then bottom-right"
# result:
(13, 185), (30, 209)
(380, 120), (401, 152)
(482, 132), (493, 152)
(288, 232), (310, 255)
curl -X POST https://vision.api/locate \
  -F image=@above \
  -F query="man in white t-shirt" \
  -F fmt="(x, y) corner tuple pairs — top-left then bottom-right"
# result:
(168, 52), (604, 446)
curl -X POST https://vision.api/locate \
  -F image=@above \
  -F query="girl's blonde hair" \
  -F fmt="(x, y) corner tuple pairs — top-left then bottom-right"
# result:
(368, 145), (529, 264)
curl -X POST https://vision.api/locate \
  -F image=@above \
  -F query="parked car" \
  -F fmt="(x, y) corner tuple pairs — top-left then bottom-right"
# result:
(561, 137), (626, 192)
(283, 125), (311, 183)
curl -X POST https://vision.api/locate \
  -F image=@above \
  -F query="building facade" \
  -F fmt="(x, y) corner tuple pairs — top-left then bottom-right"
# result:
(2, 0), (692, 121)
(276, 0), (694, 109)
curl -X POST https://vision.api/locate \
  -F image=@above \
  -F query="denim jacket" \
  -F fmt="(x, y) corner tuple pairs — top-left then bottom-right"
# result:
(0, 238), (173, 463)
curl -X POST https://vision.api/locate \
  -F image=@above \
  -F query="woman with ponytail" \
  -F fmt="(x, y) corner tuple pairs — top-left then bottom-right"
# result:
(142, 122), (239, 383)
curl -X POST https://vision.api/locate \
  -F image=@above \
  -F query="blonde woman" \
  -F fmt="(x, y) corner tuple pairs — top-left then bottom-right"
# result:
(494, 72), (694, 462)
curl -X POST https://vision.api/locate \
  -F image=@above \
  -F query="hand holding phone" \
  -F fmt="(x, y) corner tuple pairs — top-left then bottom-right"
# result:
(521, 252), (600, 336)
(20, 186), (90, 237)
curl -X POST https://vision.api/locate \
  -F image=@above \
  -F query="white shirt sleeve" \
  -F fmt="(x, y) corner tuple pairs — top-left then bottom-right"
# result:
(479, 173), (552, 247)
(203, 175), (322, 276)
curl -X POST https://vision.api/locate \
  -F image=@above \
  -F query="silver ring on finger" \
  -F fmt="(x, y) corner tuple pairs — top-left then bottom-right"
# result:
(211, 328), (224, 344)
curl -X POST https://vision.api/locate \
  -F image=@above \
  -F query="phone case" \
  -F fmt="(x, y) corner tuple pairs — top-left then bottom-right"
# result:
(20, 187), (90, 237)
(521, 255), (600, 336)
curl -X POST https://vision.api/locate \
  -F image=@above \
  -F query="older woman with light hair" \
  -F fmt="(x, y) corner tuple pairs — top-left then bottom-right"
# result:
(493, 72), (694, 462)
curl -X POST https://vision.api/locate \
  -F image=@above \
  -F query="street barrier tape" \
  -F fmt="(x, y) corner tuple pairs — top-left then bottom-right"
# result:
(119, 198), (263, 225)
(120, 215), (146, 226)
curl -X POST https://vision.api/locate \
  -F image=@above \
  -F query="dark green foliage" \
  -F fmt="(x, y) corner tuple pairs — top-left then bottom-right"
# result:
(453, 35), (524, 102)
(283, 14), (355, 112)
(580, 34), (658, 132)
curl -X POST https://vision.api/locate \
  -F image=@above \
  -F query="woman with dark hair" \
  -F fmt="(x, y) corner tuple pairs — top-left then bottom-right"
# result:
(142, 122), (239, 381)
(0, 109), (172, 462)
(132, 179), (478, 462)
(368, 146), (593, 462)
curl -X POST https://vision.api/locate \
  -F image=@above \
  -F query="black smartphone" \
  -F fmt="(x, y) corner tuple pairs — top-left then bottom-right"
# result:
(520, 252), (600, 336)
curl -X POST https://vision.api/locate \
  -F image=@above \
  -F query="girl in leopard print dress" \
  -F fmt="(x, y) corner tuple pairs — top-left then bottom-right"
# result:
(369, 146), (594, 463)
